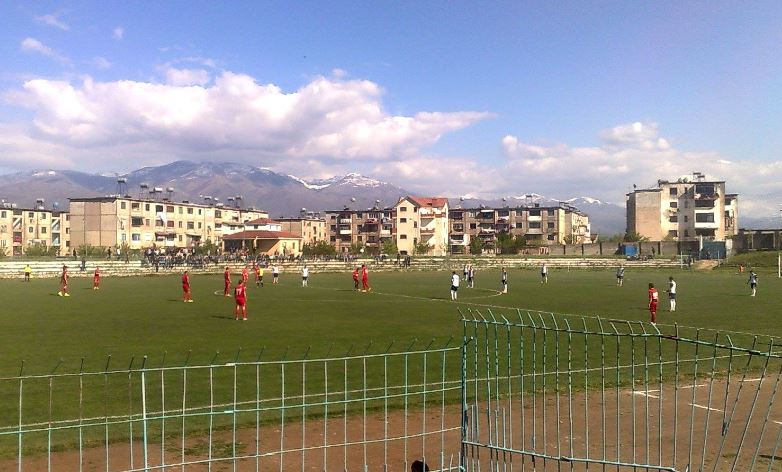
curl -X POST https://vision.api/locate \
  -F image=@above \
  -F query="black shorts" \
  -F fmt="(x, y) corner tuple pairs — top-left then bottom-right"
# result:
(451, 285), (458, 291)
(302, 276), (308, 281)
(668, 293), (676, 300)
(273, 273), (279, 278)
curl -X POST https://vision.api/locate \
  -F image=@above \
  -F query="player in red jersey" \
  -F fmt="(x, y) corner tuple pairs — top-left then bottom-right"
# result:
(352, 267), (359, 291)
(182, 271), (193, 302)
(58, 265), (70, 297)
(648, 283), (659, 324)
(361, 264), (371, 292)
(223, 267), (231, 297)
(234, 277), (247, 320)
(93, 266), (101, 290)
(242, 266), (249, 284)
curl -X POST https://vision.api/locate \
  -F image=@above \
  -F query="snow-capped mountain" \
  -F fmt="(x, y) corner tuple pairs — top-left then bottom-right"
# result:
(0, 160), (629, 234)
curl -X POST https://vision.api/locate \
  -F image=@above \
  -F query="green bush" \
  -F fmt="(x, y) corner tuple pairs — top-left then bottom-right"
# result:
(24, 243), (59, 257)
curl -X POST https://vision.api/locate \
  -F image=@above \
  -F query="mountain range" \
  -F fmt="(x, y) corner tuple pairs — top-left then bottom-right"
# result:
(0, 160), (632, 234)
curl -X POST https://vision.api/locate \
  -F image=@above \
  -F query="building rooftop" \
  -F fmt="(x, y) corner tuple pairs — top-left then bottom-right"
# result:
(222, 230), (302, 240)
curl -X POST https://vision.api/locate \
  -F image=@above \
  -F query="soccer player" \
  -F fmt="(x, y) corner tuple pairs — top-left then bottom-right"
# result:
(23, 264), (32, 282)
(272, 265), (280, 284)
(450, 271), (460, 300)
(302, 265), (309, 287)
(541, 263), (548, 284)
(501, 267), (508, 294)
(361, 264), (371, 292)
(463, 264), (469, 282)
(58, 265), (69, 296)
(93, 266), (101, 290)
(242, 266), (249, 284)
(234, 277), (247, 320)
(182, 270), (193, 302)
(255, 264), (263, 287)
(667, 276), (677, 311)
(467, 265), (475, 288)
(648, 283), (659, 324)
(352, 267), (360, 291)
(223, 267), (231, 297)
(748, 270), (758, 297)
(616, 265), (625, 287)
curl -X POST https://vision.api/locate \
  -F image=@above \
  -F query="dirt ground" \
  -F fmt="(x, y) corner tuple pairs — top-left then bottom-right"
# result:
(4, 377), (782, 471)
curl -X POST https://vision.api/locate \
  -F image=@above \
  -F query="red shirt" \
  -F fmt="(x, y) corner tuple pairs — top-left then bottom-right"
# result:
(182, 274), (190, 286)
(224, 270), (230, 281)
(648, 288), (658, 305)
(234, 284), (246, 300)
(61, 270), (68, 284)
(361, 268), (368, 281)
(94, 269), (100, 279)
(242, 269), (249, 281)
(352, 270), (359, 281)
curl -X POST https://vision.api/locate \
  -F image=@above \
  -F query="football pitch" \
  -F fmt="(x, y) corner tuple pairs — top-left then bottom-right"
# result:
(1, 266), (780, 467)
(0, 266), (777, 376)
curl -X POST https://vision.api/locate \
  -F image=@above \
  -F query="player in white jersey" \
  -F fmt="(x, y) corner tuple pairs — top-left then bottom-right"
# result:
(302, 266), (309, 287)
(616, 266), (625, 287)
(450, 271), (460, 300)
(540, 263), (548, 284)
(666, 276), (677, 311)
(748, 270), (758, 296)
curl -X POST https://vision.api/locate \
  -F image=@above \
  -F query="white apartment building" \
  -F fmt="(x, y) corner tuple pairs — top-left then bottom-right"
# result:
(394, 196), (449, 256)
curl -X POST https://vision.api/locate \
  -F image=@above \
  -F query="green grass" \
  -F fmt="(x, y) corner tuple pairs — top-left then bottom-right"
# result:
(0, 266), (780, 456)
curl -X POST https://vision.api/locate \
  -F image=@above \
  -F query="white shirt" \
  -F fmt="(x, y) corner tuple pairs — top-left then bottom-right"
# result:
(273, 266), (279, 274)
(451, 274), (460, 287)
(302, 267), (309, 277)
(541, 265), (548, 274)
(668, 280), (676, 294)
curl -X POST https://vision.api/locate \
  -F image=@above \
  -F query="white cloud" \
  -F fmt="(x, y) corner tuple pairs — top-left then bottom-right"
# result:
(162, 67), (210, 86)
(35, 13), (69, 31)
(88, 56), (112, 70)
(113, 27), (124, 40)
(20, 38), (70, 64)
(0, 71), (490, 170)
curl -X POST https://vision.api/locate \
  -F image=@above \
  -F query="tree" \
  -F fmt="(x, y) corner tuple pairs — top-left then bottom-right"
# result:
(414, 241), (431, 255)
(304, 241), (336, 256)
(24, 242), (59, 257)
(563, 234), (577, 245)
(348, 242), (365, 255)
(623, 231), (649, 242)
(497, 232), (521, 254)
(381, 239), (398, 256)
(469, 237), (484, 255)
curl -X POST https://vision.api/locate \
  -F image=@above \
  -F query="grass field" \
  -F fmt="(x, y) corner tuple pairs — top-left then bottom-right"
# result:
(0, 265), (780, 463)
(0, 265), (779, 376)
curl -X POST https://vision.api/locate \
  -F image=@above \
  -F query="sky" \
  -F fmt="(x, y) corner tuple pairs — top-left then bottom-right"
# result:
(1, 1), (781, 216)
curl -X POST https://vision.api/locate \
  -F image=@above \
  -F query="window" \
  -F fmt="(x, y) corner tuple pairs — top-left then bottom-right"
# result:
(400, 218), (407, 223)
(529, 222), (541, 229)
(131, 217), (143, 227)
(400, 234), (408, 239)
(167, 221), (174, 228)
(399, 207), (407, 212)
(357, 236), (363, 242)
(547, 234), (555, 241)
(121, 234), (126, 241)
(469, 223), (477, 229)
(156, 205), (164, 212)
(515, 223), (523, 229)
(668, 230), (678, 237)
(215, 210), (222, 218)
(669, 216), (678, 223)
(178, 221), (183, 228)
(131, 202), (140, 210)
(41, 213), (46, 220)
(187, 208), (193, 214)
(41, 227), (47, 234)
(669, 201), (678, 208)
(28, 212), (34, 218)
(684, 230), (689, 237)
(132, 233), (141, 241)
(413, 222), (418, 228)
(198, 209), (202, 215)
(669, 188), (678, 196)
(684, 216), (689, 222)
(120, 202), (126, 209)
(197, 222), (202, 229)
(547, 209), (554, 216)
(529, 210), (541, 217)
(0, 211), (5, 218)
(28, 226), (33, 233)
(356, 212), (363, 218)
(724, 211), (731, 218)
(695, 213), (715, 223)
(547, 222), (555, 229)
(178, 235), (183, 242)
(179, 207), (183, 214)
(145, 204), (150, 211)
(187, 222), (194, 230)
(167, 205), (174, 212)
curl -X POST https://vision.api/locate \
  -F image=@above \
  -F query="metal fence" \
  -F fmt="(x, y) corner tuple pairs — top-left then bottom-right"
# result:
(461, 309), (782, 471)
(3, 311), (782, 471)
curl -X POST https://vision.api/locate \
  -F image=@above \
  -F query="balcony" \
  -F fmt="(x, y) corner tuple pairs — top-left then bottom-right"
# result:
(380, 229), (392, 236)
(364, 218), (378, 225)
(339, 229), (352, 235)
(339, 218), (352, 224)
(420, 228), (435, 235)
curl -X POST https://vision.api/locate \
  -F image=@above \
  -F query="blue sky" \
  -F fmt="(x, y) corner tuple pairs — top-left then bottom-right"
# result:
(1, 1), (781, 215)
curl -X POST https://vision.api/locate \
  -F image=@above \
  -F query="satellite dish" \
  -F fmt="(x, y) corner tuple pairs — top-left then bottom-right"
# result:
(350, 197), (356, 202)
(459, 196), (465, 202)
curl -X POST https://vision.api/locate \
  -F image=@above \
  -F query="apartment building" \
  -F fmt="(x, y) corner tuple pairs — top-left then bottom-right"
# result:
(276, 216), (327, 247)
(68, 196), (268, 251)
(0, 203), (70, 256)
(394, 196), (449, 256)
(325, 207), (395, 253)
(626, 172), (738, 241)
(221, 217), (303, 256)
(448, 204), (591, 254)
